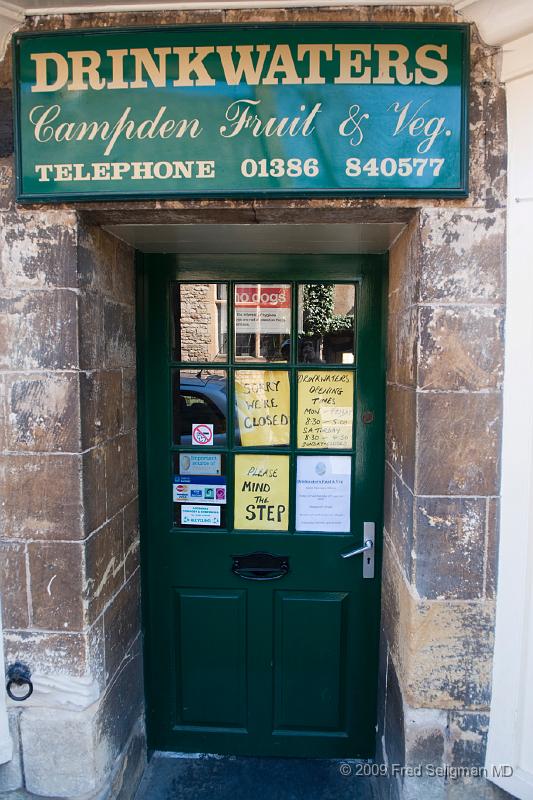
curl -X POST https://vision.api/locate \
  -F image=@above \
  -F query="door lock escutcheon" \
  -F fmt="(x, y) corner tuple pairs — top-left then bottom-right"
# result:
(340, 522), (375, 579)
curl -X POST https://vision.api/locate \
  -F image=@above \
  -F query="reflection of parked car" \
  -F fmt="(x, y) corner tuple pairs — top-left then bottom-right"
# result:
(174, 372), (240, 445)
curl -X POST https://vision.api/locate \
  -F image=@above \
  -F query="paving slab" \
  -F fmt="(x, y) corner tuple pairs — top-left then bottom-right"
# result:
(134, 753), (378, 800)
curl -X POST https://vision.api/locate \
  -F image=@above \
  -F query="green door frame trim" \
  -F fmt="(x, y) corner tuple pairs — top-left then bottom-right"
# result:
(136, 252), (388, 757)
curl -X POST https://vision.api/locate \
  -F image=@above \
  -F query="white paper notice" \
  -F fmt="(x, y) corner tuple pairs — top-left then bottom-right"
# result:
(295, 456), (351, 533)
(181, 505), (221, 526)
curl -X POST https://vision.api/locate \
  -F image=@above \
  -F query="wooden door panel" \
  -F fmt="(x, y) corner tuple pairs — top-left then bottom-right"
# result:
(273, 591), (348, 734)
(173, 589), (248, 730)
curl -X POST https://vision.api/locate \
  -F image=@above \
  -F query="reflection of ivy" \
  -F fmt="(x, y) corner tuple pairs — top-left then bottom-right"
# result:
(303, 284), (354, 336)
(328, 313), (354, 332)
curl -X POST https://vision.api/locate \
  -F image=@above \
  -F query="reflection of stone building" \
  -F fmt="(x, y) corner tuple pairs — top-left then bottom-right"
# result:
(178, 284), (225, 362)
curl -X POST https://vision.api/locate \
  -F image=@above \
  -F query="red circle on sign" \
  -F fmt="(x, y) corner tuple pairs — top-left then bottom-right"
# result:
(192, 424), (213, 445)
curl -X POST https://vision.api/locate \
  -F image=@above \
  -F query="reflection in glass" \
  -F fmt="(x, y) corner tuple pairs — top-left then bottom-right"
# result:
(234, 283), (291, 362)
(173, 370), (227, 446)
(235, 370), (290, 447)
(298, 284), (356, 364)
(172, 283), (228, 362)
(172, 452), (227, 528)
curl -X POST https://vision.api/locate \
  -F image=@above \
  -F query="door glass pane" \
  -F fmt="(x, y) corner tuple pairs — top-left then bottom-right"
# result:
(295, 455), (351, 533)
(173, 453), (227, 528)
(172, 283), (228, 362)
(234, 283), (291, 362)
(234, 453), (289, 531)
(298, 283), (356, 364)
(297, 370), (354, 449)
(173, 369), (227, 446)
(235, 370), (290, 447)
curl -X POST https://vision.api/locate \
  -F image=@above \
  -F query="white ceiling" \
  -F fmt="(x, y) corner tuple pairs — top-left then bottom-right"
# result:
(104, 222), (405, 254)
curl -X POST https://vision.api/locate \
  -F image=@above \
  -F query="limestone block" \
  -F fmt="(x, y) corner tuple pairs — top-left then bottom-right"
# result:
(485, 498), (499, 599)
(0, 713), (22, 792)
(121, 367), (137, 434)
(103, 571), (141, 682)
(416, 393), (502, 496)
(28, 541), (84, 631)
(404, 707), (447, 767)
(418, 209), (505, 304)
(82, 446), (107, 535)
(388, 215), (421, 318)
(0, 542), (29, 628)
(382, 538), (495, 710)
(112, 237), (135, 308)
(414, 498), (487, 600)
(103, 300), (135, 369)
(0, 290), (78, 371)
(449, 711), (489, 768)
(0, 211), (77, 290)
(4, 631), (89, 680)
(85, 514), (125, 625)
(0, 453), (84, 540)
(104, 432), (138, 519)
(418, 306), (504, 392)
(123, 498), (140, 580)
(3, 372), (81, 453)
(78, 289), (105, 371)
(96, 637), (144, 763)
(80, 370), (123, 449)
(77, 226), (114, 295)
(386, 386), (416, 491)
(390, 471), (414, 580)
(0, 156), (15, 210)
(21, 706), (102, 798)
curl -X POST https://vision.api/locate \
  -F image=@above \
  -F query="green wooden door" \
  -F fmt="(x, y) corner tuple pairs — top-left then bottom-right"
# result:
(138, 254), (386, 758)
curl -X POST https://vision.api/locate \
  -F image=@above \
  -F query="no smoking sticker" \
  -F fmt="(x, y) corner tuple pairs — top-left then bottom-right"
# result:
(192, 423), (214, 446)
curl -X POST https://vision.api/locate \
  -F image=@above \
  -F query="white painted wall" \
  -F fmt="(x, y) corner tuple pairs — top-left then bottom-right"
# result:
(486, 72), (533, 799)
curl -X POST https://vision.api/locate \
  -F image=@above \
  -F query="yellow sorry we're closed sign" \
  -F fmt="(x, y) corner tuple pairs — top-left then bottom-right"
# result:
(297, 371), (354, 449)
(235, 370), (290, 447)
(234, 454), (289, 530)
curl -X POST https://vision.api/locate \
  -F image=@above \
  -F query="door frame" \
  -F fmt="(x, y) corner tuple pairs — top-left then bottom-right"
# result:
(136, 251), (388, 756)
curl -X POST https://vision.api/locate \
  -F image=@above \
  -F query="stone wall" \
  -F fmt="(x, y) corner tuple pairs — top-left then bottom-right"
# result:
(0, 5), (508, 800)
(376, 207), (507, 800)
(0, 127), (145, 796)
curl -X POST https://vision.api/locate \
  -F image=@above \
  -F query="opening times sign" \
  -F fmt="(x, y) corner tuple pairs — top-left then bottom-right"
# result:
(13, 24), (468, 201)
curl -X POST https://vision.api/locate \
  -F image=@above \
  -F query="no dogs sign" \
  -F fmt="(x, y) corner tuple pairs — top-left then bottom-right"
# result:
(192, 423), (214, 446)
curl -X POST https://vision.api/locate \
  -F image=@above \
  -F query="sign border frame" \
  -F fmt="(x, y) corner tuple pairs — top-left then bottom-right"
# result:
(12, 21), (470, 203)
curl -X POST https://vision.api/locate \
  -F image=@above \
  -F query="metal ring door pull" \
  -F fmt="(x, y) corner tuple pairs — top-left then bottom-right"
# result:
(232, 552), (289, 581)
(6, 662), (33, 702)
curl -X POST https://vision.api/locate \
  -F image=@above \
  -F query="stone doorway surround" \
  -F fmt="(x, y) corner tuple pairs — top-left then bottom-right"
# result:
(0, 5), (506, 800)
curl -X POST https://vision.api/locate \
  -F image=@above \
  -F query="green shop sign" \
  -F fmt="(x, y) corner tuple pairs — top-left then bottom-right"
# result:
(13, 24), (469, 201)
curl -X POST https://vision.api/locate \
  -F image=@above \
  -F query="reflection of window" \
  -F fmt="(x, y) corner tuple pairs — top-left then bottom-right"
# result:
(215, 284), (228, 356)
